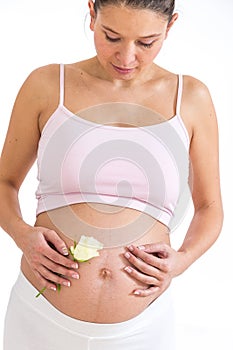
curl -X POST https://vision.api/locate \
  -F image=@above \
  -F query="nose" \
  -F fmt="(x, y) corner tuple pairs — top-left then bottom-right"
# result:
(115, 43), (137, 67)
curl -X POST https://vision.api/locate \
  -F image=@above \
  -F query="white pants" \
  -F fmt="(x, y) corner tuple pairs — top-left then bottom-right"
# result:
(4, 271), (176, 349)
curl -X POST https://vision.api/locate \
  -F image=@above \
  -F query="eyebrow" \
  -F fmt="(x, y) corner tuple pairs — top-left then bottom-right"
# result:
(101, 25), (162, 38)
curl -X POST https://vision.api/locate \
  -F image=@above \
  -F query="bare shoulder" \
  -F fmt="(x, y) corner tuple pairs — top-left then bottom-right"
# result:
(182, 75), (214, 110)
(27, 63), (59, 82)
(182, 75), (217, 133)
(21, 64), (60, 103)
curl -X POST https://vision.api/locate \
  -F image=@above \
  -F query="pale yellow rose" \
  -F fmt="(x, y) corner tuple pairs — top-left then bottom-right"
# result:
(70, 235), (104, 262)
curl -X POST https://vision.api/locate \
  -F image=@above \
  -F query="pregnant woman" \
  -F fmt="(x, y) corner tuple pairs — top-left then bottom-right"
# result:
(0, 1), (223, 349)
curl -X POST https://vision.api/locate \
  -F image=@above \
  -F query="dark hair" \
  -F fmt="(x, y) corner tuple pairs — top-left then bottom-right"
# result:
(93, 0), (175, 22)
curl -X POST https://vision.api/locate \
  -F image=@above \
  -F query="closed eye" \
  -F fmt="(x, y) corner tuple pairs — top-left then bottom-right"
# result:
(104, 32), (156, 49)
(105, 33), (120, 42)
(139, 41), (155, 48)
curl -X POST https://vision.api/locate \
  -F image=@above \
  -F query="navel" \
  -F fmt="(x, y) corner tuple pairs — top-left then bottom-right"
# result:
(99, 268), (113, 279)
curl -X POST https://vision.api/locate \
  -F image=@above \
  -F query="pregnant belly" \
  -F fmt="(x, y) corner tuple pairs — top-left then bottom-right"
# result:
(21, 203), (170, 323)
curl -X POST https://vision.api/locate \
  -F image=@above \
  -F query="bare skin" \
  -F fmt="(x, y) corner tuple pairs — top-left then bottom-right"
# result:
(22, 205), (171, 322)
(0, 3), (223, 323)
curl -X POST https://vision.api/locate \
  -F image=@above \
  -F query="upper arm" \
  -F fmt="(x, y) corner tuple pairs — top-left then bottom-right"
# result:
(0, 67), (50, 189)
(183, 76), (223, 211)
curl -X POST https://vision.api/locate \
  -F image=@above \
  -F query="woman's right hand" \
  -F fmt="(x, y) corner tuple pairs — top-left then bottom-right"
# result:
(20, 226), (79, 291)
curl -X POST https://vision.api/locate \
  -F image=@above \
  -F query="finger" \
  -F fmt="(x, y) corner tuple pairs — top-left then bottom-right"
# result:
(43, 229), (69, 256)
(129, 245), (171, 272)
(136, 242), (171, 258)
(41, 256), (80, 280)
(133, 286), (160, 297)
(124, 251), (164, 280)
(124, 266), (161, 286)
(125, 249), (167, 275)
(42, 244), (79, 269)
(38, 265), (72, 287)
(33, 270), (57, 291)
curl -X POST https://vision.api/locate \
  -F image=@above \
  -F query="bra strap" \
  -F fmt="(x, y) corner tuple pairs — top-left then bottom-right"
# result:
(176, 74), (183, 116)
(59, 63), (65, 106)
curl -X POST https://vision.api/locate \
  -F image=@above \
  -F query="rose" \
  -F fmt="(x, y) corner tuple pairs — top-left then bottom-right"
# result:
(36, 235), (103, 297)
(69, 235), (104, 262)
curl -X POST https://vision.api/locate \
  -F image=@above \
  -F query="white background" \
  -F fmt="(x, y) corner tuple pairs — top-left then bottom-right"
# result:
(0, 0), (232, 348)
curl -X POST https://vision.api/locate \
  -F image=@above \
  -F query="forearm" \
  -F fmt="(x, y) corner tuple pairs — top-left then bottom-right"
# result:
(175, 204), (224, 275)
(0, 181), (32, 250)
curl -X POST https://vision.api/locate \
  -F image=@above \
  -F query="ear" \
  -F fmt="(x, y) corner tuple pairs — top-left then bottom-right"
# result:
(165, 13), (178, 39)
(88, 0), (96, 31)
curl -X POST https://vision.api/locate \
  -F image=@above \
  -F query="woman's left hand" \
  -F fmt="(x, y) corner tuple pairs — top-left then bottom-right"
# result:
(124, 242), (186, 297)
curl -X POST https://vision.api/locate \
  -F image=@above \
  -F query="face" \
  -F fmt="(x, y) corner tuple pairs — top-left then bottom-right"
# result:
(88, 1), (177, 81)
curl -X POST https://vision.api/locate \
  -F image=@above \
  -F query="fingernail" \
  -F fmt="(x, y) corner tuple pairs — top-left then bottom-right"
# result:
(62, 247), (69, 255)
(62, 281), (71, 287)
(125, 252), (131, 259)
(72, 263), (79, 269)
(50, 286), (57, 291)
(72, 274), (80, 279)
(124, 266), (132, 273)
(134, 290), (141, 295)
(127, 245), (134, 252)
(138, 245), (145, 250)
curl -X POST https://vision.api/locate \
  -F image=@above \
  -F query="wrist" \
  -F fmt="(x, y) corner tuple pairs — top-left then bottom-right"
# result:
(9, 217), (34, 252)
(174, 249), (193, 277)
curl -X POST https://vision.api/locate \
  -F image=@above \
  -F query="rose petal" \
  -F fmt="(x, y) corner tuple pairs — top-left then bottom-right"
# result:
(70, 235), (103, 262)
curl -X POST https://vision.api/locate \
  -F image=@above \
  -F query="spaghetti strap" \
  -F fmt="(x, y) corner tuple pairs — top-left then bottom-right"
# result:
(176, 74), (183, 116)
(59, 63), (65, 106)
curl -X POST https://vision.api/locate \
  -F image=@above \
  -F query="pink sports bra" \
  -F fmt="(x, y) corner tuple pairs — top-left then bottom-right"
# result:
(35, 64), (191, 231)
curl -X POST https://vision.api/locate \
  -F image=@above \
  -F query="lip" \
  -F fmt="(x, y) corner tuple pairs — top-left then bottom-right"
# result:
(112, 64), (136, 74)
